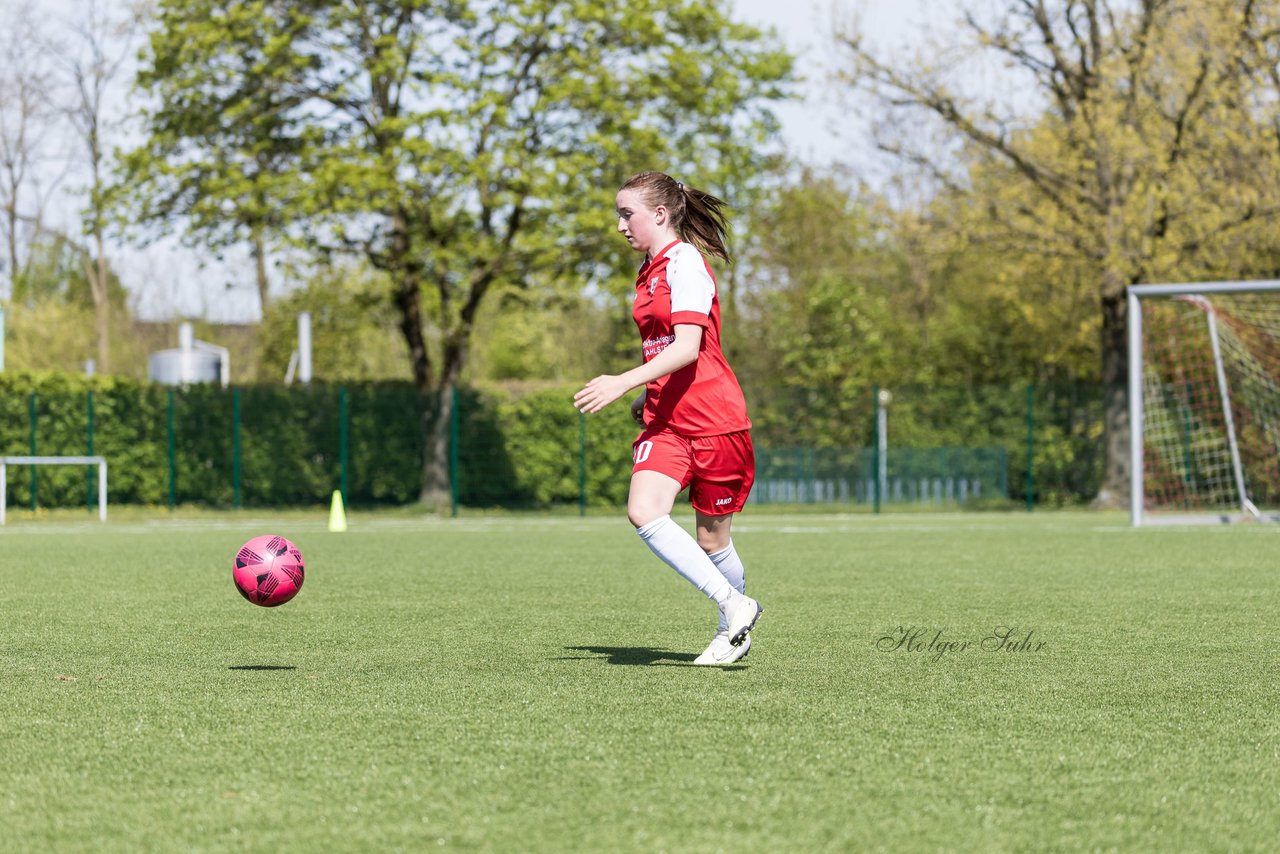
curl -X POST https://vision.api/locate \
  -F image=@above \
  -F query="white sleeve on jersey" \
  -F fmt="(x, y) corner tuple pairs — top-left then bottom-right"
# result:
(667, 243), (715, 317)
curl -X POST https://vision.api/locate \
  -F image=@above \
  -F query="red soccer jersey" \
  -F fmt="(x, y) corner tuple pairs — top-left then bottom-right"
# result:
(632, 240), (751, 436)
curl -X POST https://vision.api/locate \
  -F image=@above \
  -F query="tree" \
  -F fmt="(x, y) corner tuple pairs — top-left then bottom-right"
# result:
(466, 281), (622, 384)
(128, 0), (792, 504)
(0, 2), (60, 297)
(838, 0), (1280, 506)
(50, 0), (144, 375)
(3, 228), (137, 375)
(734, 169), (903, 445)
(120, 1), (310, 317)
(12, 227), (128, 309)
(257, 263), (411, 382)
(891, 175), (1103, 389)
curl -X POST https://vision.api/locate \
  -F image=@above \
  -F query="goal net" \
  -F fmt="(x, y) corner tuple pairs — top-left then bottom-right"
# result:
(1128, 281), (1280, 525)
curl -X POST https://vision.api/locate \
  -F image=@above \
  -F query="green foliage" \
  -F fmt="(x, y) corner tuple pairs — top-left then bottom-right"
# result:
(120, 0), (311, 251)
(257, 264), (411, 383)
(2, 230), (138, 376)
(876, 383), (1105, 508)
(847, 0), (1280, 289)
(343, 384), (423, 503)
(125, 0), (794, 389)
(1, 303), (101, 375)
(465, 285), (622, 383)
(0, 374), (167, 507)
(0, 375), (640, 510)
(736, 166), (1106, 419)
(0, 372), (1107, 510)
(1, 302), (262, 384)
(736, 171), (913, 446)
(743, 380), (1102, 509)
(10, 232), (125, 310)
(0, 373), (397, 508)
(839, 0), (1280, 503)
(457, 385), (637, 507)
(124, 0), (794, 500)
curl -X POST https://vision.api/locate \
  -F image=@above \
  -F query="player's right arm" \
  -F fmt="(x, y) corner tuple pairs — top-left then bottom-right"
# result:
(573, 324), (703, 415)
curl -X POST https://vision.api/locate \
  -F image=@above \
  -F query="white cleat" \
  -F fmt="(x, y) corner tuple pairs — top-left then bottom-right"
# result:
(721, 591), (763, 647)
(694, 631), (752, 665)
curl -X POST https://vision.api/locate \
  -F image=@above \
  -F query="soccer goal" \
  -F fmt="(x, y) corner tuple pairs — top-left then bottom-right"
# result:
(0, 456), (108, 525)
(1128, 281), (1280, 526)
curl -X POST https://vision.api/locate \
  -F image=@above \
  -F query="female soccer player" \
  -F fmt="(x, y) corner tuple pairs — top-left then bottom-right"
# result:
(574, 171), (762, 666)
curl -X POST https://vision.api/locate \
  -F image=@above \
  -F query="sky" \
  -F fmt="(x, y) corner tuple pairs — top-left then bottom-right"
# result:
(32, 0), (940, 326)
(730, 0), (934, 167)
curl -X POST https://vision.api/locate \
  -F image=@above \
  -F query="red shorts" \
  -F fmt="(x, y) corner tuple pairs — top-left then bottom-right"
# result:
(631, 427), (755, 516)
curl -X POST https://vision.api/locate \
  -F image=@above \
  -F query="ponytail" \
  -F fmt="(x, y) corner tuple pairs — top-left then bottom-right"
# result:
(619, 171), (732, 262)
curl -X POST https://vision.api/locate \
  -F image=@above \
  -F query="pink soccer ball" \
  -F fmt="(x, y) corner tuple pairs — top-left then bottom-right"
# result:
(233, 535), (305, 607)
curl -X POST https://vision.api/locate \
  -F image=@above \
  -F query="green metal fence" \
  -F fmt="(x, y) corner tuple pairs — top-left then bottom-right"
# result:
(752, 447), (1009, 507)
(0, 378), (1108, 513)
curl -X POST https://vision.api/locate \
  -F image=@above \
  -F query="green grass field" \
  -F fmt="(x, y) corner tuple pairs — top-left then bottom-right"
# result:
(2, 509), (1278, 851)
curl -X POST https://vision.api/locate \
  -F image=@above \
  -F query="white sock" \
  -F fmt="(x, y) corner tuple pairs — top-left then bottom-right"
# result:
(709, 541), (746, 631)
(637, 516), (734, 604)
(708, 540), (746, 593)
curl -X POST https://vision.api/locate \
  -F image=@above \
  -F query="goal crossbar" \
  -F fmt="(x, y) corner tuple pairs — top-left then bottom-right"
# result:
(0, 456), (107, 525)
(1128, 280), (1280, 526)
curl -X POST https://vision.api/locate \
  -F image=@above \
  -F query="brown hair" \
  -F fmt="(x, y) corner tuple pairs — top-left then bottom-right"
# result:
(619, 171), (732, 262)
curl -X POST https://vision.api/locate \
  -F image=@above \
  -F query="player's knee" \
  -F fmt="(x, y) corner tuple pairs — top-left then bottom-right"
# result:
(696, 528), (730, 553)
(627, 501), (661, 529)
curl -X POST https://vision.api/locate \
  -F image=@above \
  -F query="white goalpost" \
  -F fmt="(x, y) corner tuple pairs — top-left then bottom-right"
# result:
(0, 456), (108, 525)
(1128, 280), (1280, 526)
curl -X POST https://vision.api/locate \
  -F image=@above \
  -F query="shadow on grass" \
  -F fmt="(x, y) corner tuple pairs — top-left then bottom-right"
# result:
(228, 665), (297, 671)
(560, 646), (746, 669)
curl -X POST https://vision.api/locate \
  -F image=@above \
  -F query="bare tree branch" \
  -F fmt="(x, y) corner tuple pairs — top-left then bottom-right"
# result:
(0, 3), (60, 294)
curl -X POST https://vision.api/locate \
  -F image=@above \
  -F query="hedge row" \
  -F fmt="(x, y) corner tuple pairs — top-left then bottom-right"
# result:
(0, 373), (1108, 510)
(0, 375), (639, 510)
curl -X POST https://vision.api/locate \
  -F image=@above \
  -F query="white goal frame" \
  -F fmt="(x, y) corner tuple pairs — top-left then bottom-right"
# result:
(1128, 280), (1280, 526)
(0, 456), (107, 525)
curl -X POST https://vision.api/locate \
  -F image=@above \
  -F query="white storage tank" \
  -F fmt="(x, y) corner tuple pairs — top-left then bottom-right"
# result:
(148, 323), (229, 386)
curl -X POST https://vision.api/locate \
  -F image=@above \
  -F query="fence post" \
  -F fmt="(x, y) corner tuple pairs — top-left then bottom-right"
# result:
(578, 411), (587, 517)
(28, 392), (36, 511)
(1181, 381), (1194, 508)
(87, 390), (96, 512)
(1025, 383), (1035, 511)
(232, 388), (242, 509)
(872, 385), (881, 514)
(878, 388), (891, 509)
(167, 389), (176, 510)
(449, 386), (459, 518)
(339, 385), (350, 507)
